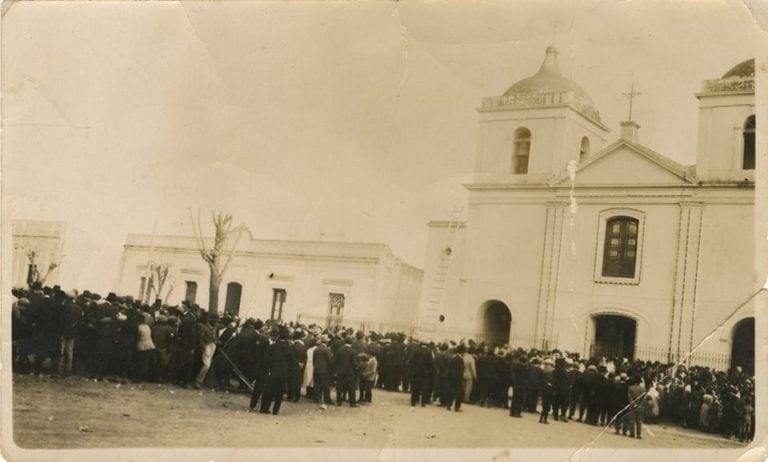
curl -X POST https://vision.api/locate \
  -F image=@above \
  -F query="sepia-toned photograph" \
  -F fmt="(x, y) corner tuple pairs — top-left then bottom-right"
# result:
(2, 1), (766, 461)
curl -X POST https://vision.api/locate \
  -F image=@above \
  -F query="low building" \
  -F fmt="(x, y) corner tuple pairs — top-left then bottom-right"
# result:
(116, 233), (422, 332)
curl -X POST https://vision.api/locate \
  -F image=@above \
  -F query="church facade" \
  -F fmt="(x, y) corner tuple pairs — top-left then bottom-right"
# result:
(417, 47), (756, 373)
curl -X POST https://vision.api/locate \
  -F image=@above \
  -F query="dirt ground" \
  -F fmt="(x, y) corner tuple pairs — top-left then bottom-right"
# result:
(11, 374), (746, 449)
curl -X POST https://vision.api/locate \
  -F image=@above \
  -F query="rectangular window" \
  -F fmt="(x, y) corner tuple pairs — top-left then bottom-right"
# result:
(184, 281), (198, 304)
(271, 288), (287, 322)
(328, 293), (345, 329)
(602, 216), (639, 278)
(139, 276), (146, 300)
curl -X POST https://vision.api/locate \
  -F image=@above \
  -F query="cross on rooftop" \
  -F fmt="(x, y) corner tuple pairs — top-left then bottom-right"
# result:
(622, 84), (642, 121)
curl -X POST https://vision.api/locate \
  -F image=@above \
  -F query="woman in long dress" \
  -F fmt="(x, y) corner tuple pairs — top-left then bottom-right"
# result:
(302, 337), (317, 398)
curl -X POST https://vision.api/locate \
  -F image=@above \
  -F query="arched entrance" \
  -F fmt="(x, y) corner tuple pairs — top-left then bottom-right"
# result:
(591, 314), (636, 360)
(731, 317), (754, 375)
(479, 300), (511, 346)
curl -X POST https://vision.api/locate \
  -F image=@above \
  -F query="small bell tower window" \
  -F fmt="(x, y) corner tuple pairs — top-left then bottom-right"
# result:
(513, 127), (531, 174)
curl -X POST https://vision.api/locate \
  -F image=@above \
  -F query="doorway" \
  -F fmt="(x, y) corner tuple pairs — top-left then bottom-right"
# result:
(731, 317), (754, 375)
(591, 314), (636, 360)
(480, 300), (511, 346)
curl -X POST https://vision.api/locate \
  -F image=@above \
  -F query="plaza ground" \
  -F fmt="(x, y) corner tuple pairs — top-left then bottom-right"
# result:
(11, 374), (746, 449)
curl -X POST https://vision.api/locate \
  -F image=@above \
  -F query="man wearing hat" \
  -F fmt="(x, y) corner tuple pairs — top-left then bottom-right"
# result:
(57, 290), (82, 377)
(258, 326), (295, 415)
(287, 330), (307, 403)
(192, 312), (218, 389)
(538, 358), (555, 424)
(409, 340), (434, 407)
(172, 306), (199, 386)
(612, 373), (631, 435)
(552, 357), (570, 422)
(151, 314), (175, 381)
(312, 335), (334, 409)
(445, 345), (465, 412)
(525, 357), (543, 413)
(335, 336), (359, 407)
(626, 375), (647, 438)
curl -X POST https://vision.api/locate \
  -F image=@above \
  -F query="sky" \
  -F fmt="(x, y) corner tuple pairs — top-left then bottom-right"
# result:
(3, 0), (761, 294)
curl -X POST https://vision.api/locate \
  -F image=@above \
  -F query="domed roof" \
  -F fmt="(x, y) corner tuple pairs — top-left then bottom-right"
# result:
(503, 46), (595, 108)
(722, 59), (754, 79)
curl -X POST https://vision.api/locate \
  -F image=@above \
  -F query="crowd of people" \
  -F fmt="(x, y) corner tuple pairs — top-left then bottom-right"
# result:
(11, 284), (755, 442)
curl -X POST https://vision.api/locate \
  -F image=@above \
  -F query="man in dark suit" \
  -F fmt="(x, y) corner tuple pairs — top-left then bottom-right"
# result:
(582, 365), (600, 425)
(410, 340), (434, 407)
(433, 343), (450, 406)
(389, 336), (405, 392)
(509, 355), (528, 417)
(247, 325), (270, 408)
(525, 358), (543, 413)
(552, 357), (570, 421)
(287, 331), (306, 402)
(312, 335), (334, 408)
(173, 306), (198, 385)
(57, 290), (82, 377)
(259, 327), (295, 415)
(334, 337), (359, 407)
(567, 362), (584, 421)
(445, 345), (465, 412)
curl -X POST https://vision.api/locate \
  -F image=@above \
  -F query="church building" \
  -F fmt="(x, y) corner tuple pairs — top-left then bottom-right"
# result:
(417, 47), (756, 373)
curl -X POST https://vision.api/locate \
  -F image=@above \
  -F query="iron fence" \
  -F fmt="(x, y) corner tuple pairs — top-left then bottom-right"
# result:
(589, 344), (732, 370)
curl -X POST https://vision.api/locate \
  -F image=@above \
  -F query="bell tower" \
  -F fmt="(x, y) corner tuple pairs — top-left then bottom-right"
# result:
(472, 46), (610, 185)
(695, 59), (755, 183)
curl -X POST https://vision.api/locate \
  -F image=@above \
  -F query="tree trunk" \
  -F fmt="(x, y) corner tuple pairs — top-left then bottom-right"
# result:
(208, 271), (221, 314)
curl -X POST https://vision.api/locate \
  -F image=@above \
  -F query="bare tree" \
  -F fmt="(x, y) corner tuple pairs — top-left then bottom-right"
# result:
(23, 249), (59, 287)
(189, 209), (248, 314)
(147, 262), (174, 304)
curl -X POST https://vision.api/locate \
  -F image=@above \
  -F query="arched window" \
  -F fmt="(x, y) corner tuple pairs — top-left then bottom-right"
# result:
(602, 216), (639, 278)
(579, 136), (590, 162)
(513, 127), (531, 174)
(743, 115), (755, 170)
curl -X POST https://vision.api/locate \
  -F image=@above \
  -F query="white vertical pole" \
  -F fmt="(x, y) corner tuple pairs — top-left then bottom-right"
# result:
(143, 219), (157, 304)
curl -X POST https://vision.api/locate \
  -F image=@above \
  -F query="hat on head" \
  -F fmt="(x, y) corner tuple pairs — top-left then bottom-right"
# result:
(65, 289), (78, 299)
(279, 326), (290, 339)
(587, 365), (597, 371)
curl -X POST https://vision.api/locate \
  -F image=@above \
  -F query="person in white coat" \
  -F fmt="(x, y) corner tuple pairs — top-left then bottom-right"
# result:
(462, 349), (477, 403)
(302, 337), (317, 398)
